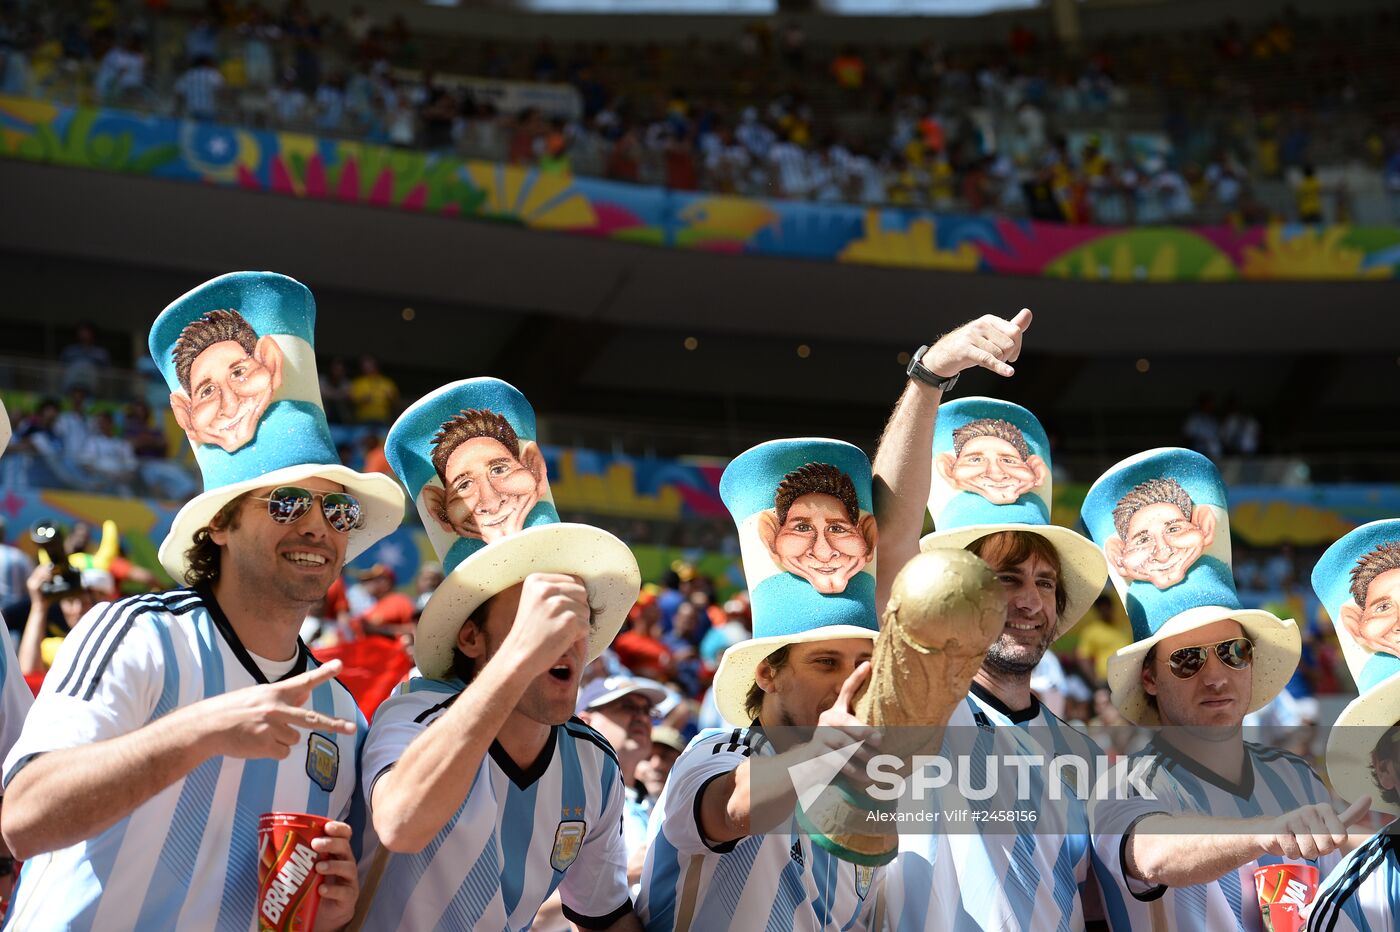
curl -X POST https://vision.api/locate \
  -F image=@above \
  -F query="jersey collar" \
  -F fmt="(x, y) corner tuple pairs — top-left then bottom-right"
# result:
(969, 681), (1042, 725)
(489, 726), (559, 790)
(197, 585), (311, 685)
(1151, 733), (1256, 800)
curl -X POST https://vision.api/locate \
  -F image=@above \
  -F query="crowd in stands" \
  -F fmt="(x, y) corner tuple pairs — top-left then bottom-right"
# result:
(1, 320), (403, 500)
(3, 1), (1399, 222)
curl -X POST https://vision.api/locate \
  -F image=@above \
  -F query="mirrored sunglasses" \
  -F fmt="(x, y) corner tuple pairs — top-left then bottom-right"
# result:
(1168, 636), (1253, 680)
(250, 486), (363, 534)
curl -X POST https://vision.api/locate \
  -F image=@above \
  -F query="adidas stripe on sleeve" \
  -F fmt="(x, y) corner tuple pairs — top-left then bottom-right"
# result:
(1307, 830), (1399, 932)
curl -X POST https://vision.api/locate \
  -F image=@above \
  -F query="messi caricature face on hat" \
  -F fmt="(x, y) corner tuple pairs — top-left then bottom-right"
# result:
(1313, 520), (1400, 814)
(385, 378), (639, 680)
(710, 438), (880, 727)
(922, 397), (1107, 640)
(149, 272), (405, 582)
(1082, 448), (1299, 726)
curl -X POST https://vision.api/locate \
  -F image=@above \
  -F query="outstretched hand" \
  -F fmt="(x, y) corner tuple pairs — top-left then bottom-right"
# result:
(921, 308), (1033, 380)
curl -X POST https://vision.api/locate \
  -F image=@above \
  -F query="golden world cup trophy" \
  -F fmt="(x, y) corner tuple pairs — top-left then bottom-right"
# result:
(795, 548), (1007, 865)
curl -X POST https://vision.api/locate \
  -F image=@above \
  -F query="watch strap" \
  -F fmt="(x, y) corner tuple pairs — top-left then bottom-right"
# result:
(907, 345), (960, 393)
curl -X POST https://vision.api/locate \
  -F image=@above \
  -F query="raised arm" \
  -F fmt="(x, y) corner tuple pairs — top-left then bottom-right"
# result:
(1124, 796), (1371, 889)
(3, 661), (352, 860)
(369, 573), (591, 853)
(871, 310), (1032, 613)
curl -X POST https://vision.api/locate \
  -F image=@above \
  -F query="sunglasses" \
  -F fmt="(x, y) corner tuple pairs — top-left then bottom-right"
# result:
(1167, 637), (1254, 680)
(249, 486), (364, 534)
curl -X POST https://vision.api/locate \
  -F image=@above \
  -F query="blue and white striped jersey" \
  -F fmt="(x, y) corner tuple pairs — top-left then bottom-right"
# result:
(1, 588), (367, 932)
(877, 685), (1102, 932)
(1307, 827), (1400, 932)
(637, 726), (879, 932)
(1090, 737), (1340, 932)
(358, 678), (632, 931)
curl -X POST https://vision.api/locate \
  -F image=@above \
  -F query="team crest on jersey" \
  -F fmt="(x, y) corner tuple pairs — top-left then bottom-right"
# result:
(855, 864), (875, 900)
(551, 820), (586, 871)
(305, 732), (339, 792)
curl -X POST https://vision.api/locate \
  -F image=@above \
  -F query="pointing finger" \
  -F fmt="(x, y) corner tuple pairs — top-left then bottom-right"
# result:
(280, 660), (343, 699)
(1010, 308), (1033, 331)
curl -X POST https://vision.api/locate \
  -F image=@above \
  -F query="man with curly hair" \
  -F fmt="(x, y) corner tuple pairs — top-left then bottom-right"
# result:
(168, 308), (284, 453)
(1339, 541), (1400, 658)
(934, 417), (1047, 505)
(421, 408), (547, 543)
(1106, 477), (1216, 589)
(757, 462), (877, 594)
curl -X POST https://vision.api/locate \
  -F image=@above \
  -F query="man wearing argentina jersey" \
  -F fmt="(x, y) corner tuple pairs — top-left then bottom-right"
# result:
(0, 478), (372, 932)
(635, 649), (878, 932)
(1087, 617), (1368, 932)
(868, 310), (1114, 929)
(1310, 830), (1400, 931)
(359, 572), (639, 931)
(1306, 721), (1400, 932)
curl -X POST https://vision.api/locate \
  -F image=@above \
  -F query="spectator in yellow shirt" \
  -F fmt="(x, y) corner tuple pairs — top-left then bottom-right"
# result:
(1073, 595), (1131, 683)
(1296, 163), (1323, 222)
(350, 354), (400, 424)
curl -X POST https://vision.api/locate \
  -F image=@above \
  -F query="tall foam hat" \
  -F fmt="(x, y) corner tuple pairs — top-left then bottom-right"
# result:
(710, 439), (880, 727)
(386, 378), (638, 679)
(149, 271), (405, 581)
(1313, 520), (1400, 813)
(1081, 448), (1299, 726)
(922, 397), (1106, 637)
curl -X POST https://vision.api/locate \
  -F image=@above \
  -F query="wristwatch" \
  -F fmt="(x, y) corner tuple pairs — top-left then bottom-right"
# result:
(906, 345), (960, 393)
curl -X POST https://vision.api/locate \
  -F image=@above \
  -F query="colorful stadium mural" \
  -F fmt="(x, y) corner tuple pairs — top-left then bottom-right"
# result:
(3, 95), (1398, 283)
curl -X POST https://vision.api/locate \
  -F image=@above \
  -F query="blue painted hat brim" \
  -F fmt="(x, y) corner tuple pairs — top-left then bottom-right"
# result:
(1104, 605), (1299, 726)
(1324, 668), (1400, 815)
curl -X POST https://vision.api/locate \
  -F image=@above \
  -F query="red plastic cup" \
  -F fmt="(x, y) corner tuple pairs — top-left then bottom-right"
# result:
(1254, 863), (1319, 932)
(258, 812), (328, 932)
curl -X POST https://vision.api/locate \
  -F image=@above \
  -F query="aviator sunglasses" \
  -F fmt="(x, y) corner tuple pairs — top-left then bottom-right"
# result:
(248, 486), (364, 533)
(1167, 636), (1254, 680)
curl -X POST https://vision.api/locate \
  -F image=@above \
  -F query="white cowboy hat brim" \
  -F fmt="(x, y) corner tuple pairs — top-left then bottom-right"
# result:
(712, 625), (879, 728)
(415, 523), (640, 680)
(1325, 670), (1400, 816)
(0, 399), (9, 459)
(1105, 605), (1300, 726)
(158, 463), (406, 583)
(921, 523), (1108, 637)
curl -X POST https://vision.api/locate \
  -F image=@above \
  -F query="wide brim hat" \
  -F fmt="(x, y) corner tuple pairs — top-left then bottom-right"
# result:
(1312, 520), (1400, 813)
(712, 624), (877, 728)
(923, 397), (1106, 637)
(921, 524), (1106, 640)
(149, 272), (404, 582)
(414, 523), (640, 680)
(712, 438), (881, 727)
(1103, 604), (1301, 727)
(1325, 669), (1400, 816)
(0, 398), (9, 459)
(1084, 448), (1298, 726)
